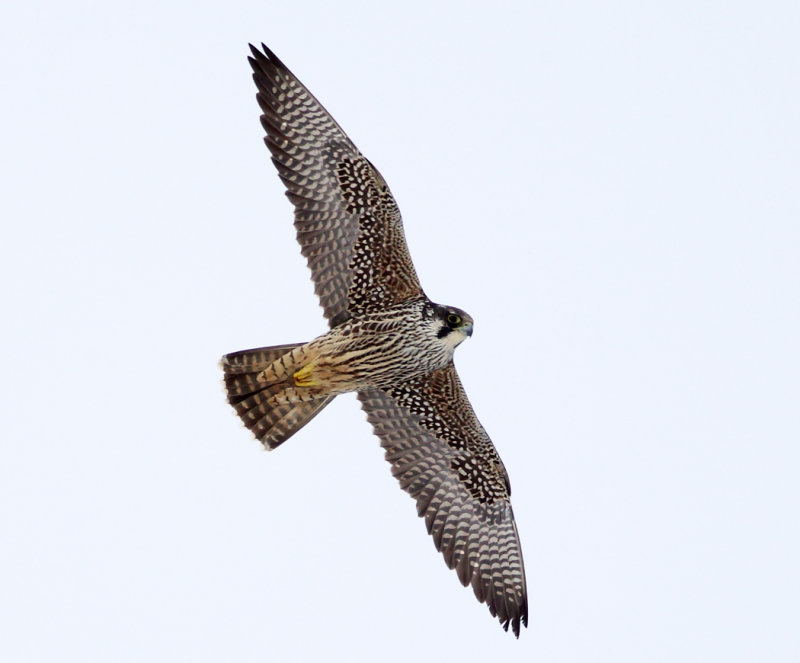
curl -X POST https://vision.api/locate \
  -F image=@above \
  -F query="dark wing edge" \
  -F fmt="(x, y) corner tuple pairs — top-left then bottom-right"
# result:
(247, 44), (424, 326)
(358, 364), (528, 636)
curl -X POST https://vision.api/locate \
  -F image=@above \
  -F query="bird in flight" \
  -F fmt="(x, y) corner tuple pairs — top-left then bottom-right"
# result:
(221, 44), (528, 636)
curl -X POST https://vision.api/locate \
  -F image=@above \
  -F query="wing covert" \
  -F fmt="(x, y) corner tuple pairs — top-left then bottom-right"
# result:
(358, 364), (528, 636)
(248, 44), (424, 325)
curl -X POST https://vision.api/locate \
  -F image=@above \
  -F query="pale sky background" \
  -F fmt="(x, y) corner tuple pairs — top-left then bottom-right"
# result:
(2, 1), (799, 661)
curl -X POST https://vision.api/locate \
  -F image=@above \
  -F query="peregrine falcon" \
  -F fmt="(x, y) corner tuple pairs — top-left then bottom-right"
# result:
(221, 44), (528, 636)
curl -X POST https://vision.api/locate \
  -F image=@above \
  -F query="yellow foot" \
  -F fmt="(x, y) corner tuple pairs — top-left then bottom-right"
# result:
(293, 361), (320, 388)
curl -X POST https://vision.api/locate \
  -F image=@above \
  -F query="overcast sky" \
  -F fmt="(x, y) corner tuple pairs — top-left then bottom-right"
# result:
(2, 1), (799, 661)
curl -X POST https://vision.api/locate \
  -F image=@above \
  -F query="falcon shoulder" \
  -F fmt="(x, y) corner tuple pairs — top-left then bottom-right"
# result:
(248, 44), (424, 326)
(358, 364), (528, 636)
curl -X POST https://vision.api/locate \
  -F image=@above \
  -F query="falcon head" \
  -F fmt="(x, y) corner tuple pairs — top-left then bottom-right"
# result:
(433, 304), (474, 347)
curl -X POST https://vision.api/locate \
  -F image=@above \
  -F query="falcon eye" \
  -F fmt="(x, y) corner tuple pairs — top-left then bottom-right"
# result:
(447, 313), (462, 327)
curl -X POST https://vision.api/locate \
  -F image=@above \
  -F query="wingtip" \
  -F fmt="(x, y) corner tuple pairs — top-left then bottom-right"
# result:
(247, 43), (269, 66)
(503, 613), (525, 638)
(513, 603), (529, 638)
(246, 42), (287, 69)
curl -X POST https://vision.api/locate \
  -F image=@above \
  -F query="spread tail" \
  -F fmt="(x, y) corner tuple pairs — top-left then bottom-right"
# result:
(220, 344), (333, 449)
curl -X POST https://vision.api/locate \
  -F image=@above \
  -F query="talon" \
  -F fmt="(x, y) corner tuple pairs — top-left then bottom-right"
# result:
(293, 362), (320, 387)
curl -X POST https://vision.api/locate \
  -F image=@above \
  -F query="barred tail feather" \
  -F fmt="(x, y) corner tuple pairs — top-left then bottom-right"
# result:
(220, 344), (333, 449)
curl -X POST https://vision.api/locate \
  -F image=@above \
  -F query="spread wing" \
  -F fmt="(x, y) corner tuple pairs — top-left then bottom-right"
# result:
(248, 44), (424, 326)
(358, 364), (528, 636)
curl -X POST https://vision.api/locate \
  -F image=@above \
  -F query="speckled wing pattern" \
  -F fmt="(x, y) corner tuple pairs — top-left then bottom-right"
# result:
(248, 44), (423, 326)
(358, 365), (528, 636)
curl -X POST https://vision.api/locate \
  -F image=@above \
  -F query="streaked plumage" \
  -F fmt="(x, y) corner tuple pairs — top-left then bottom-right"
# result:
(221, 44), (527, 636)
